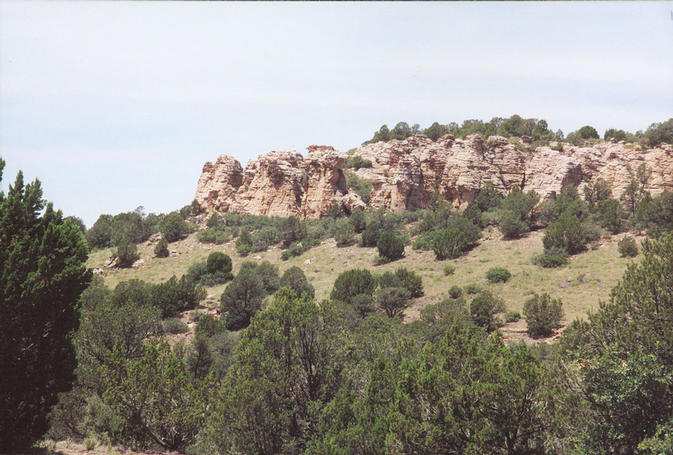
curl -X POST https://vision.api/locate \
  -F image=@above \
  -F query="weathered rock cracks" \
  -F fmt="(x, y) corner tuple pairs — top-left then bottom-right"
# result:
(195, 135), (673, 219)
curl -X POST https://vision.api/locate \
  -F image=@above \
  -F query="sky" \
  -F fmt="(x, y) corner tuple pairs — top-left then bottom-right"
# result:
(1, 2), (672, 227)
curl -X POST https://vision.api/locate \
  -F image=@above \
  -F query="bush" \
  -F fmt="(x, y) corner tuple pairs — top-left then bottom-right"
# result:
(330, 269), (377, 305)
(334, 219), (356, 247)
(469, 291), (505, 331)
(432, 228), (468, 260)
(220, 268), (265, 330)
(194, 313), (226, 338)
(377, 232), (405, 262)
(255, 260), (280, 294)
(279, 216), (306, 248)
(532, 247), (569, 268)
(345, 171), (373, 204)
(198, 227), (229, 244)
(505, 311), (521, 323)
(280, 266), (315, 299)
(344, 155), (373, 169)
(352, 294), (375, 318)
(448, 285), (463, 299)
(464, 283), (481, 295)
(160, 212), (190, 243)
(543, 212), (587, 255)
(236, 228), (253, 256)
(618, 236), (639, 258)
(443, 264), (456, 275)
(154, 237), (169, 258)
(152, 275), (206, 317)
(375, 287), (411, 318)
(162, 318), (190, 334)
(596, 199), (624, 234)
(499, 209), (529, 239)
(207, 252), (233, 276)
(349, 208), (367, 233)
(486, 267), (512, 283)
(115, 237), (138, 268)
(378, 267), (424, 298)
(523, 293), (563, 338)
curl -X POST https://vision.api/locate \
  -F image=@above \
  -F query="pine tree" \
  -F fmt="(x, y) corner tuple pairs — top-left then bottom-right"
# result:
(0, 159), (91, 450)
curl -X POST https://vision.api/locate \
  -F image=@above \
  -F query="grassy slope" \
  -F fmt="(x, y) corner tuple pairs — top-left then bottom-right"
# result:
(88, 227), (640, 328)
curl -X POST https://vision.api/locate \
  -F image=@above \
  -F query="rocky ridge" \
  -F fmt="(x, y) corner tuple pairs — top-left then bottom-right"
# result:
(195, 135), (673, 219)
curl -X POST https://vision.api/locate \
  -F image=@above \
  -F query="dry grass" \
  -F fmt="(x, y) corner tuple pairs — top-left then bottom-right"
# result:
(88, 228), (640, 327)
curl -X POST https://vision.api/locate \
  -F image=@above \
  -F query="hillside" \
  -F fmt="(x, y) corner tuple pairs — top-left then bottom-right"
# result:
(88, 225), (637, 341)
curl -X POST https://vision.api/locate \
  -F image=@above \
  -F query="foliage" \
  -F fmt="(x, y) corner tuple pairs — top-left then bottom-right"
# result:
(618, 235), (639, 258)
(375, 286), (411, 318)
(523, 293), (563, 337)
(344, 155), (372, 169)
(378, 267), (424, 298)
(197, 226), (229, 244)
(359, 208), (404, 247)
(500, 187), (540, 237)
(376, 231), (405, 262)
(464, 283), (481, 294)
(448, 285), (463, 299)
(470, 291), (505, 331)
(220, 267), (265, 330)
(115, 236), (139, 268)
(595, 198), (624, 234)
(543, 212), (587, 255)
(160, 211), (190, 243)
(583, 178), (612, 209)
(151, 275), (206, 317)
(330, 268), (377, 305)
(532, 246), (569, 268)
(279, 216), (306, 248)
(334, 218), (355, 247)
(431, 228), (468, 260)
(621, 163), (651, 216)
(280, 266), (315, 299)
(345, 171), (373, 204)
(505, 311), (521, 323)
(642, 118), (673, 146)
(163, 318), (190, 334)
(348, 207), (366, 233)
(0, 164), (91, 451)
(236, 228), (253, 256)
(443, 263), (456, 275)
(154, 237), (169, 258)
(486, 266), (512, 283)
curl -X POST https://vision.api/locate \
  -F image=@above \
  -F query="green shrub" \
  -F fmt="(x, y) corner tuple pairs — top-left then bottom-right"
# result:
(469, 291), (505, 331)
(618, 235), (639, 258)
(345, 171), (373, 203)
(194, 313), (226, 338)
(375, 287), (411, 318)
(160, 211), (190, 243)
(220, 268), (265, 330)
(523, 293), (563, 338)
(255, 261), (280, 294)
(505, 311), (521, 323)
(448, 285), (463, 299)
(499, 209), (529, 239)
(236, 228), (253, 256)
(352, 294), (375, 318)
(187, 253), (233, 287)
(378, 268), (424, 298)
(198, 227), (229, 244)
(486, 267), (512, 283)
(151, 275), (206, 317)
(115, 237), (138, 268)
(349, 208), (366, 233)
(543, 212), (587, 254)
(162, 318), (190, 334)
(532, 247), (569, 268)
(344, 155), (373, 169)
(279, 217), (306, 248)
(334, 219), (355, 247)
(154, 237), (169, 258)
(443, 264), (456, 275)
(432, 228), (468, 260)
(377, 232), (405, 262)
(330, 269), (377, 305)
(207, 252), (232, 275)
(280, 266), (315, 299)
(464, 283), (481, 295)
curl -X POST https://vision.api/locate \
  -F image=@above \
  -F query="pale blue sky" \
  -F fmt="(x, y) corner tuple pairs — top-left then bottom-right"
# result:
(1, 2), (672, 226)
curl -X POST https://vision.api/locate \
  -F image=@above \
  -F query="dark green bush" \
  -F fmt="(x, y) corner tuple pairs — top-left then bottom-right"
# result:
(236, 228), (253, 256)
(160, 212), (190, 243)
(377, 232), (405, 262)
(464, 283), (481, 295)
(198, 227), (229, 244)
(432, 228), (468, 260)
(523, 293), (563, 337)
(618, 236), (639, 258)
(448, 285), (463, 299)
(469, 291), (505, 331)
(375, 286), (411, 318)
(596, 199), (624, 234)
(486, 267), (512, 283)
(500, 209), (529, 239)
(152, 275), (206, 317)
(505, 311), (521, 323)
(443, 264), (456, 275)
(255, 261), (280, 294)
(352, 293), (375, 318)
(207, 252), (232, 275)
(330, 269), (377, 305)
(344, 155), (373, 169)
(220, 268), (265, 330)
(378, 267), (423, 298)
(115, 237), (138, 268)
(280, 266), (315, 299)
(543, 212), (587, 255)
(279, 217), (306, 248)
(154, 237), (169, 258)
(187, 253), (233, 287)
(349, 208), (366, 233)
(532, 247), (569, 268)
(194, 313), (226, 338)
(335, 219), (355, 247)
(162, 318), (189, 334)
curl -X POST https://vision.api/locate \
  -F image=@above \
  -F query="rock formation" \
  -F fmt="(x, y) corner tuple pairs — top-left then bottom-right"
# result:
(195, 136), (673, 219)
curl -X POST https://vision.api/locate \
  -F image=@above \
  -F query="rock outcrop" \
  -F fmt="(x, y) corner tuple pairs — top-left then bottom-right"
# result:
(195, 136), (673, 219)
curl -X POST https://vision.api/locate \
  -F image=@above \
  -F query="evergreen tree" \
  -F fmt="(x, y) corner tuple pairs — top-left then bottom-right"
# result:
(0, 160), (91, 450)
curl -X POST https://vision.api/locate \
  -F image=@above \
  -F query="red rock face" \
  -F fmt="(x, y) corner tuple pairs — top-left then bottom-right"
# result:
(195, 137), (673, 218)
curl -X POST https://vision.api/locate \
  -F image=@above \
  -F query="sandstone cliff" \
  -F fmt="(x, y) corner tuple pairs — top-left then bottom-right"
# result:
(195, 136), (673, 219)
